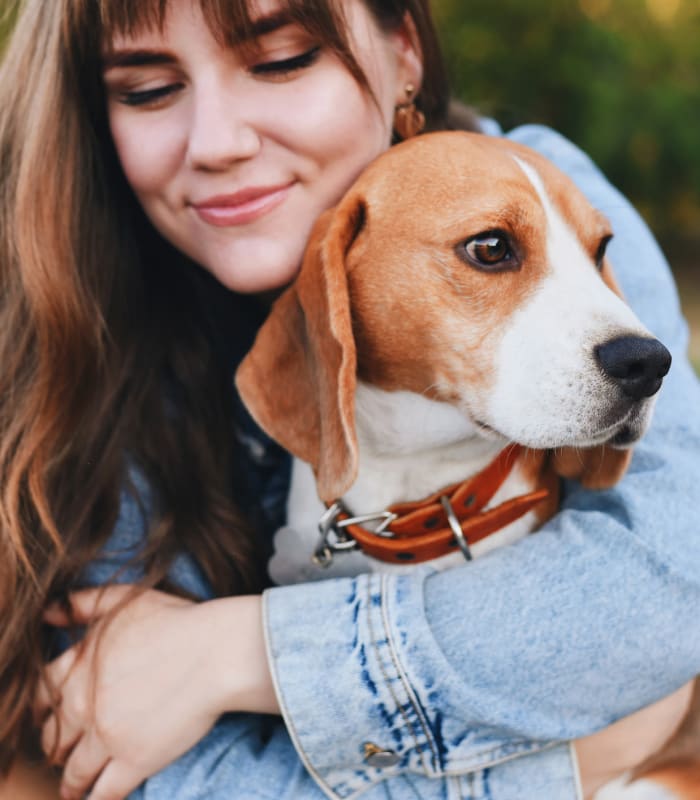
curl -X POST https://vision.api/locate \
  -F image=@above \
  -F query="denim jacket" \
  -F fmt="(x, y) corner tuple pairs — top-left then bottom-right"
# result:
(83, 125), (700, 800)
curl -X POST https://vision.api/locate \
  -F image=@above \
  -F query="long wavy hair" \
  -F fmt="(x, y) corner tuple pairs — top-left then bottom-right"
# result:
(0, 0), (471, 766)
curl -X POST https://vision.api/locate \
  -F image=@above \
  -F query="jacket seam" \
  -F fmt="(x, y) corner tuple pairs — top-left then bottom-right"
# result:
(366, 576), (431, 774)
(379, 574), (441, 772)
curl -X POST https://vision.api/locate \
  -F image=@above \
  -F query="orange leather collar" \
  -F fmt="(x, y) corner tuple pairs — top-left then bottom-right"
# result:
(324, 444), (548, 565)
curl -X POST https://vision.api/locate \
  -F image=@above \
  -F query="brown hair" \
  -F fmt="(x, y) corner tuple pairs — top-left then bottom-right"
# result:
(0, 0), (474, 767)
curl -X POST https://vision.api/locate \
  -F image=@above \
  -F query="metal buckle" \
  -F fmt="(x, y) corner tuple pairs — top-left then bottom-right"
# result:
(440, 495), (473, 561)
(312, 503), (398, 567)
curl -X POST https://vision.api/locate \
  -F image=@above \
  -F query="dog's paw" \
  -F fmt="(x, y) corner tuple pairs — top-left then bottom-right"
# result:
(595, 775), (677, 800)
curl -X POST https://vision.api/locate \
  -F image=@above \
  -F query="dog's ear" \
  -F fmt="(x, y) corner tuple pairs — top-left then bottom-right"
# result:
(551, 446), (632, 490)
(235, 196), (366, 504)
(553, 257), (633, 489)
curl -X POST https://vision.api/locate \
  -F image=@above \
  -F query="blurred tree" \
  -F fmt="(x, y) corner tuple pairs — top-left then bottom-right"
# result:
(434, 0), (700, 267)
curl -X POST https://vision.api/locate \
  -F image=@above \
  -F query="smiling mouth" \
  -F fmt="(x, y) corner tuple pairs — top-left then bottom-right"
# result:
(192, 183), (293, 227)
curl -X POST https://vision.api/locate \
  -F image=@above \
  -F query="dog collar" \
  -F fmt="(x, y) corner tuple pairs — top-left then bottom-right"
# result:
(314, 444), (548, 566)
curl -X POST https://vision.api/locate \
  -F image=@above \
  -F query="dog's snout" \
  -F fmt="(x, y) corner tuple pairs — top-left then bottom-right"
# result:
(595, 335), (671, 401)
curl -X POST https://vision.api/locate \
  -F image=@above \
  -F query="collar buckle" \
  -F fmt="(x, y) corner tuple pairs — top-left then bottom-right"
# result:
(313, 502), (398, 567)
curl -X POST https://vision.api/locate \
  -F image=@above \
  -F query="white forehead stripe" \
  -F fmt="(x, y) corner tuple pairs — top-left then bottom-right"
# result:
(511, 154), (589, 271)
(512, 155), (551, 209)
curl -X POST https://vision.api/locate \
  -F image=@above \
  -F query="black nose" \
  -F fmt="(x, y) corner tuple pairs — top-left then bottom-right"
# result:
(595, 336), (671, 401)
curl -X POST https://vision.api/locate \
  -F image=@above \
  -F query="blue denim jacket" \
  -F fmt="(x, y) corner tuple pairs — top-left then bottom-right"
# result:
(83, 125), (700, 800)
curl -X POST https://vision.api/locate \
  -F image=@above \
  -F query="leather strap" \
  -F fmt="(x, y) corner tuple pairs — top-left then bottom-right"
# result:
(336, 444), (548, 564)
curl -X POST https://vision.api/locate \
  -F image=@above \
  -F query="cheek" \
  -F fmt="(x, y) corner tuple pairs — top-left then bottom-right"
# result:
(277, 67), (393, 186)
(108, 108), (184, 198)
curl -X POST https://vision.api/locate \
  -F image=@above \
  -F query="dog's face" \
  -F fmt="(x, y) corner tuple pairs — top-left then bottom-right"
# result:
(344, 134), (669, 450)
(237, 132), (670, 501)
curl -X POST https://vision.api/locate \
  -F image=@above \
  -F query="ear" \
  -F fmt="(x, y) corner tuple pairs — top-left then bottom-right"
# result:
(389, 11), (424, 105)
(552, 257), (633, 489)
(235, 197), (366, 504)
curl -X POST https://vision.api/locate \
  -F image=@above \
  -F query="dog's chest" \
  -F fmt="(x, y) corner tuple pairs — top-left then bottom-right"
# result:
(268, 451), (544, 585)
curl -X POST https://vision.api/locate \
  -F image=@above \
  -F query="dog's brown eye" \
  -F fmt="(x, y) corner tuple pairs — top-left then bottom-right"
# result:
(459, 231), (515, 270)
(595, 234), (613, 271)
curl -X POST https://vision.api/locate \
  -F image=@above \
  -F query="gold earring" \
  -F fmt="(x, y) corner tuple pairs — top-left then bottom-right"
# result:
(393, 83), (426, 140)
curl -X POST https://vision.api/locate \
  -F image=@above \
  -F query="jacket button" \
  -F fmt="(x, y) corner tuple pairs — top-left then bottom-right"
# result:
(363, 742), (400, 768)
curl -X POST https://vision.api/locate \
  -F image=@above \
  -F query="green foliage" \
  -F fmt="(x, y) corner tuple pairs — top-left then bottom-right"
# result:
(0, 0), (18, 54)
(434, 0), (700, 258)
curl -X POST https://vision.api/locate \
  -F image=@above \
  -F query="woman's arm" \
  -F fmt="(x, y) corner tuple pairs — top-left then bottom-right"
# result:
(261, 126), (700, 795)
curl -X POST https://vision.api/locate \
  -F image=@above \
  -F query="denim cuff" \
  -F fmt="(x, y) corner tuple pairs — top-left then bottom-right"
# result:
(484, 743), (581, 799)
(264, 569), (558, 799)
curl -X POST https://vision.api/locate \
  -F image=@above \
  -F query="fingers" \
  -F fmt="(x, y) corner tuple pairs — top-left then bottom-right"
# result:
(38, 649), (82, 763)
(45, 585), (136, 627)
(59, 730), (109, 800)
(34, 647), (78, 724)
(87, 760), (148, 800)
(41, 712), (82, 766)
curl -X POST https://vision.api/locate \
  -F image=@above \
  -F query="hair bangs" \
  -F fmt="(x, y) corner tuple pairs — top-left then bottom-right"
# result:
(96, 0), (365, 86)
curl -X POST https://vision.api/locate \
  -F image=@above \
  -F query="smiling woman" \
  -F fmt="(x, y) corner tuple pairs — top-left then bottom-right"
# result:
(101, 0), (422, 292)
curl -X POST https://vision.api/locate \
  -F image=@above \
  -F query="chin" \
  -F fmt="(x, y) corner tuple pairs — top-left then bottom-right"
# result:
(204, 258), (301, 295)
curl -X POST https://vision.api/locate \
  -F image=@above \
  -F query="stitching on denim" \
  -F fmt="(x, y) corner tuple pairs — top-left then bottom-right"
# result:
(438, 740), (563, 775)
(378, 574), (440, 772)
(365, 574), (431, 774)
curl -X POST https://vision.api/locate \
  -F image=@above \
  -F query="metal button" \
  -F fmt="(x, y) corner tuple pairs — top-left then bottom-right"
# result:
(363, 742), (400, 768)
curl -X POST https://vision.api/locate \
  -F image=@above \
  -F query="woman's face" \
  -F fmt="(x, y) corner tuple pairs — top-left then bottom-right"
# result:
(103, 0), (422, 292)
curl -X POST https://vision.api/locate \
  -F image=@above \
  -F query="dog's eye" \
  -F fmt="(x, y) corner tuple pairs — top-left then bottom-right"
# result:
(459, 231), (516, 270)
(595, 234), (613, 271)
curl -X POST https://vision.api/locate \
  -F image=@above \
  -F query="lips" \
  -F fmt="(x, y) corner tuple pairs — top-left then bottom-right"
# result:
(191, 182), (293, 227)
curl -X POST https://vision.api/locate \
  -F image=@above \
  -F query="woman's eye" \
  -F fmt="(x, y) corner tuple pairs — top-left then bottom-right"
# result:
(595, 234), (613, 271)
(459, 231), (517, 270)
(250, 45), (321, 77)
(119, 84), (183, 107)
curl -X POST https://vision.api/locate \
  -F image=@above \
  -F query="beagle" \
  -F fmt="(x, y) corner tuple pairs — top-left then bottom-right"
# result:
(236, 132), (696, 798)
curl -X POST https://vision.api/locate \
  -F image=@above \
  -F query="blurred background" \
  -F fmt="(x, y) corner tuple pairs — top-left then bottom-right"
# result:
(434, 0), (699, 371)
(0, 0), (698, 368)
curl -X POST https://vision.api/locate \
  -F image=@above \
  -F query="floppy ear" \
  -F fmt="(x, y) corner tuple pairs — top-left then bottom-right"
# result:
(552, 257), (632, 490)
(235, 197), (366, 504)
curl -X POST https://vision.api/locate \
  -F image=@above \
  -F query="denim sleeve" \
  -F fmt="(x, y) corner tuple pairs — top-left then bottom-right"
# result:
(264, 126), (700, 797)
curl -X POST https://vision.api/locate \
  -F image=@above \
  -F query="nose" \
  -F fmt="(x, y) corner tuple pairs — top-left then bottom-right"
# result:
(595, 335), (672, 401)
(186, 85), (261, 170)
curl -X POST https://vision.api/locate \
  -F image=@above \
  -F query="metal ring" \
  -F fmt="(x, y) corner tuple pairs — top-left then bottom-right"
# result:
(440, 496), (473, 561)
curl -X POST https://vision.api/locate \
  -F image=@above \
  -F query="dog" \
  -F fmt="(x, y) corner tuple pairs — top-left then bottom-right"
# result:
(236, 131), (697, 798)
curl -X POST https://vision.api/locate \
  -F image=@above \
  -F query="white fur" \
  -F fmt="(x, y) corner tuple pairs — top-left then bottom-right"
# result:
(484, 157), (657, 449)
(270, 384), (541, 583)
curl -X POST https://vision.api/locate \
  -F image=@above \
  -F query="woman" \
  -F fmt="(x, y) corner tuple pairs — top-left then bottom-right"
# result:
(1, 0), (698, 798)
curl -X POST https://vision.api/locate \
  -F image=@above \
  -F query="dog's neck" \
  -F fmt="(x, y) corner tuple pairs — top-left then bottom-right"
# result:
(343, 382), (507, 514)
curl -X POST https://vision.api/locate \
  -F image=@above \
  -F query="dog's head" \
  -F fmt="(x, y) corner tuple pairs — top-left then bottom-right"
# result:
(236, 132), (670, 502)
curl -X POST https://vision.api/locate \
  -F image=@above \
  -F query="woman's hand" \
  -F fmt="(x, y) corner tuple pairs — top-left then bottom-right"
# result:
(574, 679), (695, 799)
(36, 586), (278, 800)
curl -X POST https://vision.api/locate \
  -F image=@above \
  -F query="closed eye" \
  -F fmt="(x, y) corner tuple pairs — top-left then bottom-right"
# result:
(119, 83), (183, 107)
(250, 46), (321, 78)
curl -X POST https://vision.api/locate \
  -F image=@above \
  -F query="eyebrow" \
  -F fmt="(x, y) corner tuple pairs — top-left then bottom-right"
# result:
(102, 11), (295, 70)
